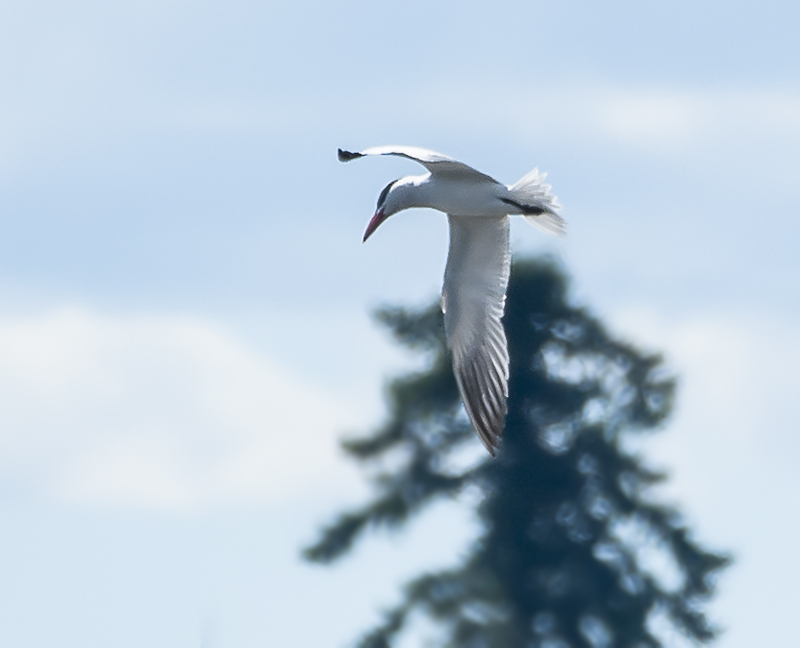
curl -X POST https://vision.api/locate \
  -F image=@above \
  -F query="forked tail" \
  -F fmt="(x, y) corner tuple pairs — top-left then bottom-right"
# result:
(508, 167), (566, 237)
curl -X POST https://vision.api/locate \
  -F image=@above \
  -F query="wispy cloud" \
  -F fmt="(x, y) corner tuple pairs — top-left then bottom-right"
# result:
(4, 82), (800, 178)
(607, 307), (800, 513)
(589, 86), (800, 153)
(0, 308), (362, 509)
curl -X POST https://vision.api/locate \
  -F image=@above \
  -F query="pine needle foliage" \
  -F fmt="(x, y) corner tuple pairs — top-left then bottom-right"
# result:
(304, 258), (729, 648)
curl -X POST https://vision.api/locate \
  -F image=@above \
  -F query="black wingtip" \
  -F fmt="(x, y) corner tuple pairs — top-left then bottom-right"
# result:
(338, 148), (363, 162)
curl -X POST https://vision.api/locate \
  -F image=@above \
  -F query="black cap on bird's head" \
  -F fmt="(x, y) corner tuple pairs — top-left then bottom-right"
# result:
(363, 179), (397, 242)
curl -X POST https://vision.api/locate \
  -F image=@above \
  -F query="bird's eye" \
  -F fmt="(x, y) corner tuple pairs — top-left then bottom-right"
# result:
(377, 180), (395, 208)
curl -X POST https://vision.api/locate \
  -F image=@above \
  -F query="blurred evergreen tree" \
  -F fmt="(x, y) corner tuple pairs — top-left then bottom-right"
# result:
(304, 258), (728, 648)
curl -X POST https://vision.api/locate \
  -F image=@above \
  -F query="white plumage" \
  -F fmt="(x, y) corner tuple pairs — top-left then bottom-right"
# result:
(339, 146), (564, 455)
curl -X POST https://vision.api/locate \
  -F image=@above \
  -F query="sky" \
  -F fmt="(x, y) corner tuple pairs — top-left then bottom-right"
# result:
(0, 0), (798, 646)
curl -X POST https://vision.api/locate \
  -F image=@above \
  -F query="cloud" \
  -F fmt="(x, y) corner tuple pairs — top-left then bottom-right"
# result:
(0, 307), (363, 510)
(591, 87), (800, 154)
(155, 84), (800, 171)
(594, 89), (707, 151)
(0, 0), (797, 173)
(3, 41), (800, 173)
(606, 307), (800, 514)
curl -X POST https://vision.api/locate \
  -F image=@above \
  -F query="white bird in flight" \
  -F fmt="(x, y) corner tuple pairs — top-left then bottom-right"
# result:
(339, 146), (564, 455)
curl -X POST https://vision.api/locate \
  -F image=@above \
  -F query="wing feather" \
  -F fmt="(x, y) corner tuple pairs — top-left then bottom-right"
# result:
(338, 146), (499, 184)
(442, 216), (511, 455)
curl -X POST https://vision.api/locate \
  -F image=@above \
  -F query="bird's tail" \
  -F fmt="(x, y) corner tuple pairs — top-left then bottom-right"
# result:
(508, 167), (566, 237)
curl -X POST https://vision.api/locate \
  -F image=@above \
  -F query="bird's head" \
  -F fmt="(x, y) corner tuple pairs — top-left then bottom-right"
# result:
(362, 178), (416, 242)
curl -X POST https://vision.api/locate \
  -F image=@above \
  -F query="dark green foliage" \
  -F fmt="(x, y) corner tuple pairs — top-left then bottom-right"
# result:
(304, 258), (729, 647)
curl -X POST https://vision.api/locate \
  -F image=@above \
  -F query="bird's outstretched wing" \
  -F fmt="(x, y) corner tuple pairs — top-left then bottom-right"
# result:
(338, 146), (499, 183)
(442, 215), (510, 455)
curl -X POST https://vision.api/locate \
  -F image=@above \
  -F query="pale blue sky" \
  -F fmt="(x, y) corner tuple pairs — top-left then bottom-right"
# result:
(0, 0), (799, 646)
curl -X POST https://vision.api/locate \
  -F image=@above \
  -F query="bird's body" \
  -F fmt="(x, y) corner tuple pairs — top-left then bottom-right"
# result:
(389, 173), (506, 217)
(340, 146), (564, 455)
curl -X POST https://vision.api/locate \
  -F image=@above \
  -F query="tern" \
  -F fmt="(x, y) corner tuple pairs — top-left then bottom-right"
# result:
(339, 146), (564, 455)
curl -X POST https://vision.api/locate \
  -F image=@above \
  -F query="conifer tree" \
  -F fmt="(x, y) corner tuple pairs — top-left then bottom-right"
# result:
(305, 258), (728, 648)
